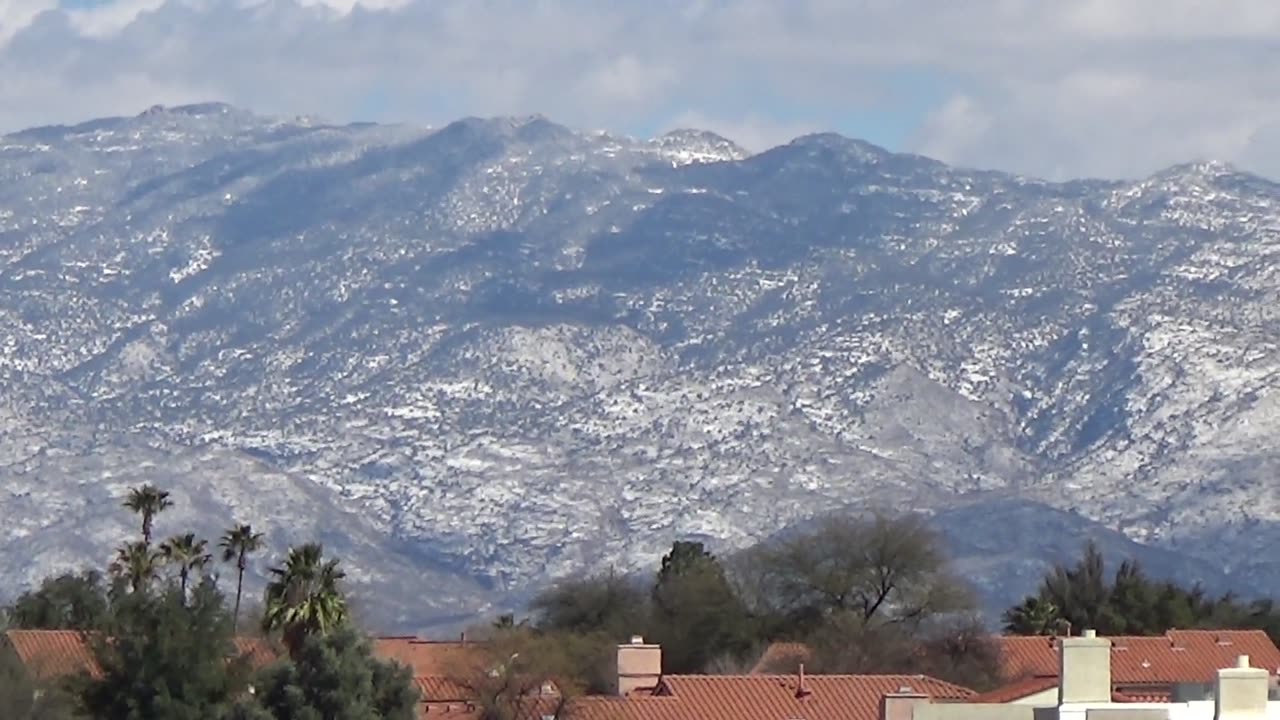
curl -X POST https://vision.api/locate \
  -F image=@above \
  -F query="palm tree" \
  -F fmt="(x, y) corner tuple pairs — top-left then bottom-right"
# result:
(262, 542), (349, 656)
(1002, 596), (1062, 635)
(122, 484), (173, 546)
(110, 541), (160, 593)
(220, 523), (265, 632)
(159, 533), (211, 600)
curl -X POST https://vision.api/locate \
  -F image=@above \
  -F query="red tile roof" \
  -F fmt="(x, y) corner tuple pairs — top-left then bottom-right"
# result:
(373, 637), (484, 677)
(410, 671), (974, 720)
(1112, 688), (1173, 703)
(645, 674), (973, 720)
(4, 630), (102, 680)
(995, 630), (1280, 685)
(967, 675), (1059, 703)
(413, 675), (476, 703)
(415, 697), (481, 719)
(3, 629), (278, 680)
(566, 695), (692, 720)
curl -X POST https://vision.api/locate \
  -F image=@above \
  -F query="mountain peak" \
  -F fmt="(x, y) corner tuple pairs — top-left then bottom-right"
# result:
(1155, 158), (1239, 180)
(1134, 158), (1280, 196)
(787, 132), (891, 162)
(649, 128), (750, 165)
(135, 101), (246, 119)
(434, 114), (575, 146)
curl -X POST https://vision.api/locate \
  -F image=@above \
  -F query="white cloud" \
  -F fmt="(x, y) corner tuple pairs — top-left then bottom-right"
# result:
(1, 0), (1279, 180)
(0, 0), (56, 43)
(576, 55), (675, 110)
(911, 95), (992, 172)
(64, 0), (165, 36)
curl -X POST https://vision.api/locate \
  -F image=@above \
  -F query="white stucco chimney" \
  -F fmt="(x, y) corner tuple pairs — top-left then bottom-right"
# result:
(615, 636), (661, 696)
(880, 689), (928, 720)
(1059, 629), (1112, 704)
(1215, 655), (1269, 720)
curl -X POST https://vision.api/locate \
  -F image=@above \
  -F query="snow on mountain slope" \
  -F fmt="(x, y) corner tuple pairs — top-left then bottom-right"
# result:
(2, 104), (1278, 628)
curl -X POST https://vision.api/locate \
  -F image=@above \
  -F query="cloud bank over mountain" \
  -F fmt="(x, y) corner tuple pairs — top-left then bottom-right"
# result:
(3, 0), (1280, 180)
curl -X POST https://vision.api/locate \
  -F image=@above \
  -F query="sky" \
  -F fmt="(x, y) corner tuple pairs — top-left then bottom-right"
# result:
(2, 0), (1280, 181)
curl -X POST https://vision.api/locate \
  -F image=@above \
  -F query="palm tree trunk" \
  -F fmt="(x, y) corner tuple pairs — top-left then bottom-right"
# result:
(233, 564), (245, 633)
(180, 567), (188, 602)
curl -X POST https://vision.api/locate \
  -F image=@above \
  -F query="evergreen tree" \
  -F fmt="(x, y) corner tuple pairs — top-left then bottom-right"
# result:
(237, 627), (418, 720)
(649, 541), (754, 673)
(1037, 540), (1111, 632)
(1005, 542), (1280, 644)
(1103, 560), (1159, 634)
(78, 581), (252, 720)
(4, 570), (110, 630)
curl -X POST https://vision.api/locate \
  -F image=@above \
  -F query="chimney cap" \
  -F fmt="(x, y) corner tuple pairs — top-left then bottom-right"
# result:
(1083, 629), (1097, 638)
(1238, 655), (1251, 669)
(630, 635), (645, 645)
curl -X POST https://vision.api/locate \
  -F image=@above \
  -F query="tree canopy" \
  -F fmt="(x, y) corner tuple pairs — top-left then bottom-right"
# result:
(525, 509), (995, 687)
(1003, 540), (1280, 643)
(234, 627), (418, 720)
(122, 484), (173, 547)
(262, 543), (350, 657)
(78, 580), (252, 720)
(446, 625), (605, 720)
(738, 511), (975, 632)
(649, 541), (755, 673)
(4, 570), (110, 631)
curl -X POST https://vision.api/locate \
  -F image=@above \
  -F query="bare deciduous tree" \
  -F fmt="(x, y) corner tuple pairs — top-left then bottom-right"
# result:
(445, 627), (606, 720)
(733, 510), (975, 630)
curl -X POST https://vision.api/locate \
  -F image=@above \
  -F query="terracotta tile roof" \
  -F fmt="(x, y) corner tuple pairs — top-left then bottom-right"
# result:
(966, 675), (1059, 703)
(416, 673), (975, 720)
(749, 642), (813, 674)
(653, 674), (973, 720)
(373, 637), (485, 676)
(414, 675), (476, 702)
(416, 690), (567, 720)
(3, 629), (279, 680)
(549, 675), (974, 720)
(4, 630), (102, 680)
(995, 630), (1280, 685)
(415, 697), (481, 720)
(1112, 688), (1173, 703)
(565, 695), (692, 720)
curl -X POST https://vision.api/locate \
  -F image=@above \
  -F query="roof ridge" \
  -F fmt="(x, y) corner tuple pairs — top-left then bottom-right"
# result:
(670, 671), (952, 676)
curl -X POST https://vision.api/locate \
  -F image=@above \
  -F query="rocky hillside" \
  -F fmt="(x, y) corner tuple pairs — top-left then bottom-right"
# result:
(2, 104), (1277, 629)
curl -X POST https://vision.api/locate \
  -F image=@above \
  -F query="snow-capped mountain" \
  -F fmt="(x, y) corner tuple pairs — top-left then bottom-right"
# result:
(2, 104), (1278, 630)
